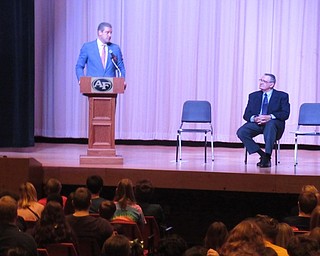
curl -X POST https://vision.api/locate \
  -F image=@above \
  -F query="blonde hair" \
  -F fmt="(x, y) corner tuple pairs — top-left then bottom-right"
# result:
(18, 182), (38, 208)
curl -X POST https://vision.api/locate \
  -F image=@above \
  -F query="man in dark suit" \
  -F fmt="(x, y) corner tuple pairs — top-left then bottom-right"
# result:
(75, 22), (126, 81)
(237, 73), (290, 167)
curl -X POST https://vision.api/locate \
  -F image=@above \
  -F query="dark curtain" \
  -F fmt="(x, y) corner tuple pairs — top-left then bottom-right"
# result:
(0, 0), (35, 147)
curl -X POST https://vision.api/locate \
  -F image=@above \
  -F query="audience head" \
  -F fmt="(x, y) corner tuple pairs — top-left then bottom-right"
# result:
(287, 235), (319, 256)
(254, 214), (279, 243)
(114, 178), (136, 209)
(204, 221), (228, 250)
(86, 175), (104, 195)
(44, 178), (62, 196)
(72, 187), (91, 211)
(64, 192), (75, 215)
(184, 245), (208, 256)
(275, 222), (294, 249)
(6, 248), (29, 256)
(39, 201), (65, 225)
(310, 205), (320, 230)
(309, 227), (320, 246)
(157, 234), (188, 256)
(102, 234), (131, 256)
(18, 182), (38, 208)
(46, 193), (63, 207)
(135, 179), (154, 203)
(219, 219), (266, 256)
(99, 200), (116, 220)
(0, 195), (18, 224)
(298, 192), (318, 216)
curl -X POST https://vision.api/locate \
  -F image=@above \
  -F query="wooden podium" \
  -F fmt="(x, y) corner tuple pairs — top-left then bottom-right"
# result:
(79, 76), (125, 164)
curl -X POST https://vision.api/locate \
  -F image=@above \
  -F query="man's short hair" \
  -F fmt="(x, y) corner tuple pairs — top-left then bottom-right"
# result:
(72, 187), (91, 211)
(45, 178), (62, 195)
(299, 192), (318, 214)
(135, 179), (154, 203)
(86, 175), (104, 194)
(265, 73), (276, 84)
(0, 196), (18, 224)
(97, 22), (112, 32)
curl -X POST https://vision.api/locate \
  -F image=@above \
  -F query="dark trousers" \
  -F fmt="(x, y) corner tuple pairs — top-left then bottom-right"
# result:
(236, 120), (283, 155)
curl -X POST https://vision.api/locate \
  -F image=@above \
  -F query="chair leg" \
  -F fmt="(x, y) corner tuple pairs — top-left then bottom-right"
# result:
(175, 134), (179, 162)
(204, 132), (207, 163)
(244, 148), (248, 164)
(294, 136), (298, 166)
(210, 132), (214, 161)
(179, 133), (182, 161)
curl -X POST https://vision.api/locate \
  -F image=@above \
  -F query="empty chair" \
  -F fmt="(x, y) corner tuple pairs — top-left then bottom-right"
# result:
(45, 243), (78, 256)
(37, 248), (50, 256)
(176, 100), (214, 163)
(111, 220), (143, 241)
(142, 216), (161, 252)
(77, 238), (101, 256)
(293, 103), (320, 166)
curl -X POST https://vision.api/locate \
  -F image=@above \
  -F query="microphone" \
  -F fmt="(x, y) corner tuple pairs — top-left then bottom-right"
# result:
(109, 49), (121, 77)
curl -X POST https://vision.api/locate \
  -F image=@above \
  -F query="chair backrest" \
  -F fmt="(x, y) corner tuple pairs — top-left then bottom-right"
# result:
(111, 220), (143, 241)
(181, 100), (212, 123)
(46, 243), (78, 256)
(142, 216), (161, 250)
(37, 248), (50, 256)
(298, 103), (320, 126)
(77, 238), (101, 256)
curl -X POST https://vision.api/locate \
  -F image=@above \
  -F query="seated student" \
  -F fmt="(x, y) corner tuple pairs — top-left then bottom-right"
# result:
(0, 195), (38, 256)
(86, 175), (106, 213)
(17, 182), (44, 221)
(101, 234), (131, 256)
(283, 192), (317, 231)
(99, 200), (116, 221)
(65, 187), (113, 248)
(204, 221), (228, 251)
(253, 214), (289, 256)
(38, 178), (67, 208)
(157, 234), (188, 256)
(135, 179), (165, 225)
(287, 236), (319, 256)
(33, 201), (78, 249)
(112, 178), (146, 227)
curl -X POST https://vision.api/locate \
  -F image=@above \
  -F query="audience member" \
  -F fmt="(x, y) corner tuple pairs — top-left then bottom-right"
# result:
(6, 248), (29, 256)
(184, 245), (208, 256)
(46, 193), (63, 206)
(33, 201), (77, 248)
(254, 214), (289, 256)
(101, 234), (131, 256)
(290, 185), (320, 216)
(309, 227), (320, 246)
(38, 178), (67, 207)
(99, 200), (116, 221)
(0, 196), (37, 256)
(135, 179), (165, 225)
(219, 219), (266, 256)
(275, 222), (294, 249)
(86, 175), (106, 213)
(17, 182), (44, 221)
(286, 235), (319, 256)
(157, 234), (188, 256)
(65, 187), (113, 248)
(64, 192), (75, 215)
(204, 221), (228, 251)
(284, 192), (317, 231)
(113, 178), (146, 227)
(310, 205), (320, 230)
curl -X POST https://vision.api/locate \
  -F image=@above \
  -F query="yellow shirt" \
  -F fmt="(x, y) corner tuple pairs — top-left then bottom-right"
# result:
(265, 240), (289, 256)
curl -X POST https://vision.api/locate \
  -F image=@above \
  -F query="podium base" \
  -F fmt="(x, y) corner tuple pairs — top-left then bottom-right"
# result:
(80, 155), (123, 165)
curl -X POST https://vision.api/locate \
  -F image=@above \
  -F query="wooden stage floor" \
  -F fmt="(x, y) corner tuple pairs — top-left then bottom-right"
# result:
(0, 143), (320, 194)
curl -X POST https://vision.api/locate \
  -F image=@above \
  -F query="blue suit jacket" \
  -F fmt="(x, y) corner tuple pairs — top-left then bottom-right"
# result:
(75, 40), (126, 81)
(243, 89), (290, 130)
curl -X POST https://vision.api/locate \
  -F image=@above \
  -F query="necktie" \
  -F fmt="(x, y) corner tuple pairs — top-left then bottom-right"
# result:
(261, 93), (268, 115)
(101, 45), (106, 68)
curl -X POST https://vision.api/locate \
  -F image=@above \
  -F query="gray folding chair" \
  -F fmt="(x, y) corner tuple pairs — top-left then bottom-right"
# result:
(176, 100), (214, 163)
(294, 103), (320, 166)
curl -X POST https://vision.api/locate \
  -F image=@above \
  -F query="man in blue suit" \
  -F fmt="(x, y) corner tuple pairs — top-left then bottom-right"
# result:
(237, 73), (290, 167)
(76, 22), (126, 82)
